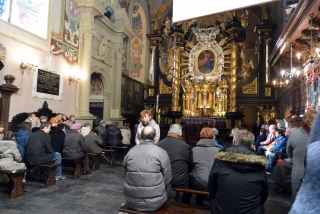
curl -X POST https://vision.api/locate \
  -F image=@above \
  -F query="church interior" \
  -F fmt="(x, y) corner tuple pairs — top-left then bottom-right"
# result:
(0, 0), (318, 213)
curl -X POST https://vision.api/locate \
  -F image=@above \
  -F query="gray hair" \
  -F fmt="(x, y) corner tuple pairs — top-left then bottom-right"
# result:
(269, 124), (276, 130)
(233, 129), (254, 148)
(99, 120), (105, 125)
(212, 128), (219, 136)
(169, 124), (182, 135)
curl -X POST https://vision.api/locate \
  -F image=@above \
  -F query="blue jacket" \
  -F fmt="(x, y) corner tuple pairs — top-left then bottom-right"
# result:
(15, 129), (30, 162)
(271, 136), (288, 151)
(213, 138), (224, 150)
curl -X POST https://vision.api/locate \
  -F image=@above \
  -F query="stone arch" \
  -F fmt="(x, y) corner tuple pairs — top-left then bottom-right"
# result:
(240, 105), (262, 129)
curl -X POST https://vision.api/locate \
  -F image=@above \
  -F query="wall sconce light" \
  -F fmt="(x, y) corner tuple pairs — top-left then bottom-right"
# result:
(20, 61), (38, 74)
(68, 67), (80, 85)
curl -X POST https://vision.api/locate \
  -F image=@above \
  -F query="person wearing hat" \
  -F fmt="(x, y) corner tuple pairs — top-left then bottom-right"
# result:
(63, 123), (91, 175)
(81, 122), (91, 137)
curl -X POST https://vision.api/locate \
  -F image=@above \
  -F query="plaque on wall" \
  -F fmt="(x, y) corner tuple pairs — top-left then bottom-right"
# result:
(36, 69), (60, 95)
(32, 55), (63, 101)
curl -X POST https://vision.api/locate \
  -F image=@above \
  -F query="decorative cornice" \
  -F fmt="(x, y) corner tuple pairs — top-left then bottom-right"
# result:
(269, 0), (317, 67)
(77, 0), (105, 17)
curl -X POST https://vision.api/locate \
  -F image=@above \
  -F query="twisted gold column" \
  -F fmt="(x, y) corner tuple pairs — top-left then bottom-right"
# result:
(172, 47), (181, 111)
(229, 42), (242, 112)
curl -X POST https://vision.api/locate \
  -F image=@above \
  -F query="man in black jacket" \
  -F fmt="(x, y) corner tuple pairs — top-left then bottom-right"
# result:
(157, 124), (190, 189)
(25, 122), (65, 180)
(208, 129), (269, 214)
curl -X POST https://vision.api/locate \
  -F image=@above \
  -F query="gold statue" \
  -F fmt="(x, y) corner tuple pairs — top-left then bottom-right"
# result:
(243, 59), (254, 79)
(163, 16), (172, 37)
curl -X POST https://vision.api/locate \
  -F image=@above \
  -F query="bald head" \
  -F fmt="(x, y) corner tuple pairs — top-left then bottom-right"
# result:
(141, 126), (156, 141)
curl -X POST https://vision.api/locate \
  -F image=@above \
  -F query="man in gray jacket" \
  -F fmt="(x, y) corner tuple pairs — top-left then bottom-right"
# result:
(123, 126), (172, 212)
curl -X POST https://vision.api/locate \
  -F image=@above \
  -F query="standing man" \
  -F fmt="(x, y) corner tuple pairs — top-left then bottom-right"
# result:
(135, 109), (160, 145)
(25, 122), (65, 180)
(123, 126), (172, 212)
(208, 129), (269, 214)
(157, 124), (190, 189)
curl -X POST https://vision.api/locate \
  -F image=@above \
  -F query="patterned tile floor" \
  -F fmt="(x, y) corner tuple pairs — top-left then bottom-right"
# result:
(0, 160), (291, 214)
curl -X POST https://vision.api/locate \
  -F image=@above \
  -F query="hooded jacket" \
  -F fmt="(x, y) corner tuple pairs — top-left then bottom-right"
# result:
(190, 138), (220, 191)
(208, 145), (269, 214)
(135, 119), (160, 145)
(0, 141), (26, 171)
(107, 125), (123, 147)
(123, 139), (172, 212)
(15, 129), (30, 162)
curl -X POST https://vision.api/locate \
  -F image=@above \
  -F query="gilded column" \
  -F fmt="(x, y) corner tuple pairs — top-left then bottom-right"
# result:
(229, 42), (241, 112)
(149, 46), (156, 85)
(172, 45), (181, 111)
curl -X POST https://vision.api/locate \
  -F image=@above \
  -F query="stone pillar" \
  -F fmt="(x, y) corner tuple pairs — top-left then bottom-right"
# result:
(113, 51), (123, 111)
(0, 75), (19, 131)
(103, 93), (112, 120)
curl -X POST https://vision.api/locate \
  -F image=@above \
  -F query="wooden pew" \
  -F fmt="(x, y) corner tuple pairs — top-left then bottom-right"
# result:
(173, 187), (210, 196)
(26, 162), (60, 187)
(61, 158), (83, 179)
(0, 169), (26, 199)
(88, 153), (101, 171)
(103, 146), (130, 165)
(101, 149), (117, 165)
(119, 203), (211, 214)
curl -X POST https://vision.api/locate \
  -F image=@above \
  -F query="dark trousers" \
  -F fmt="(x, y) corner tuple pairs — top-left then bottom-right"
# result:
(181, 193), (204, 206)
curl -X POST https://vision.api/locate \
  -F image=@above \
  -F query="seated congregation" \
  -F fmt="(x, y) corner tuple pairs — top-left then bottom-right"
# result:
(0, 107), (316, 213)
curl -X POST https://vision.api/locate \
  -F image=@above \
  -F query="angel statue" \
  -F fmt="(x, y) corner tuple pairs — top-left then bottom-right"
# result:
(163, 16), (172, 36)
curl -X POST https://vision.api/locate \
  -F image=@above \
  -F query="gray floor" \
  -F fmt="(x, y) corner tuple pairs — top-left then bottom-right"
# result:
(0, 160), (291, 214)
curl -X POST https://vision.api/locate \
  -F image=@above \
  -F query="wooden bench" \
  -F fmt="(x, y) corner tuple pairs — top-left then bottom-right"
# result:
(101, 149), (117, 165)
(88, 153), (101, 171)
(119, 203), (210, 214)
(103, 146), (130, 165)
(26, 162), (60, 187)
(0, 169), (26, 199)
(61, 158), (83, 179)
(173, 187), (210, 196)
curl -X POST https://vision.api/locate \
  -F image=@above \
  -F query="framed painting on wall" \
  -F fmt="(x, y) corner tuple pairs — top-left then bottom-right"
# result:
(197, 50), (215, 74)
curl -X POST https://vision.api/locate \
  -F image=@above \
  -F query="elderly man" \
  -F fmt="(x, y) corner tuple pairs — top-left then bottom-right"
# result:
(123, 126), (172, 212)
(25, 112), (40, 129)
(25, 122), (65, 180)
(208, 129), (269, 214)
(157, 124), (190, 189)
(93, 120), (107, 144)
(63, 123), (91, 175)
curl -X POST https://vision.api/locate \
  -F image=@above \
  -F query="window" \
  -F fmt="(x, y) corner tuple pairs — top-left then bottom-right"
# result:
(0, 0), (49, 39)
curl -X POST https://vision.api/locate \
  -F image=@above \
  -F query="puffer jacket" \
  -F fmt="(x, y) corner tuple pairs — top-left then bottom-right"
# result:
(93, 125), (107, 143)
(0, 141), (26, 171)
(63, 130), (87, 159)
(121, 128), (131, 145)
(123, 139), (172, 212)
(208, 145), (269, 214)
(15, 129), (30, 162)
(107, 125), (123, 147)
(135, 119), (160, 145)
(190, 139), (220, 191)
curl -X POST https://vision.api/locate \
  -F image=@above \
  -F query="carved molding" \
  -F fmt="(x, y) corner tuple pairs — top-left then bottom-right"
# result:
(265, 87), (271, 97)
(160, 79), (172, 94)
(242, 77), (258, 94)
(149, 88), (154, 96)
(226, 119), (231, 128)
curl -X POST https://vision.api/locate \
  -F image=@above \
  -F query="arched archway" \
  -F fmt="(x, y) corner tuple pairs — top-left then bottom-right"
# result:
(240, 105), (262, 131)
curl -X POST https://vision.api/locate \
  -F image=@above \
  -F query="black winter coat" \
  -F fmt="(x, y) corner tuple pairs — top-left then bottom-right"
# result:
(93, 125), (107, 143)
(208, 145), (269, 214)
(157, 134), (191, 188)
(51, 130), (66, 154)
(25, 130), (55, 165)
(107, 125), (123, 147)
(63, 130), (87, 159)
